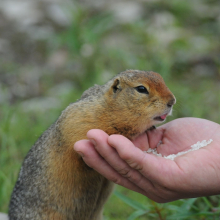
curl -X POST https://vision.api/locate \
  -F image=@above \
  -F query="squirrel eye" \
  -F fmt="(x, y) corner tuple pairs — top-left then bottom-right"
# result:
(135, 86), (149, 94)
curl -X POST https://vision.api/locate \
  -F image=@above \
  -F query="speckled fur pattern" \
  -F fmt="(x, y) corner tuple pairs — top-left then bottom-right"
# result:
(9, 70), (175, 220)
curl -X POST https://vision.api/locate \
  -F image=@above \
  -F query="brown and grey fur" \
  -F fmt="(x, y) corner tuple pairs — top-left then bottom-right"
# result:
(9, 70), (175, 220)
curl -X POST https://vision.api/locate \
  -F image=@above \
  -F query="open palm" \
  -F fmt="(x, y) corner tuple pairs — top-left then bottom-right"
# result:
(74, 118), (220, 202)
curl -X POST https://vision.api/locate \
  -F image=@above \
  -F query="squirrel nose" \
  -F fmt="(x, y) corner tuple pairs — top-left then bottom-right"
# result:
(167, 97), (176, 108)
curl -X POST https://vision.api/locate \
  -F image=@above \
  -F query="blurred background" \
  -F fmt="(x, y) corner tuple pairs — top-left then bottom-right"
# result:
(0, 0), (220, 219)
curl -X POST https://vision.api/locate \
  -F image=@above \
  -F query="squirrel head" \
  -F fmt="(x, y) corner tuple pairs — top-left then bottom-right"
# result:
(102, 70), (176, 139)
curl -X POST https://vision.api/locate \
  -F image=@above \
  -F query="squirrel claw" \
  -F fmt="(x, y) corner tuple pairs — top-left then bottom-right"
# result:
(148, 125), (156, 131)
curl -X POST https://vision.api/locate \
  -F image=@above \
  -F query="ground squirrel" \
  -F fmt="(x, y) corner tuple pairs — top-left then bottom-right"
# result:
(9, 70), (175, 220)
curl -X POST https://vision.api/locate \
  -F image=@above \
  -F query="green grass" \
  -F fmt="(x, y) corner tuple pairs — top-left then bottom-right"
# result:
(1, 0), (220, 219)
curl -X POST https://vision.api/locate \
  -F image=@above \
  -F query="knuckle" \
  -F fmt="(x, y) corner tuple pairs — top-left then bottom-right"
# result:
(129, 172), (142, 183)
(120, 151), (131, 161)
(118, 168), (142, 184)
(129, 161), (143, 171)
(117, 167), (132, 178)
(126, 154), (146, 171)
(111, 176), (122, 185)
(119, 151), (145, 172)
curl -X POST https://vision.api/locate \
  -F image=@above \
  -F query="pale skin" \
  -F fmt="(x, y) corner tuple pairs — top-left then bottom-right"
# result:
(74, 117), (220, 203)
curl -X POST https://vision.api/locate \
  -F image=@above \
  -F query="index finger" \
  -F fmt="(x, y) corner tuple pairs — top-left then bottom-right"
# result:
(108, 134), (177, 184)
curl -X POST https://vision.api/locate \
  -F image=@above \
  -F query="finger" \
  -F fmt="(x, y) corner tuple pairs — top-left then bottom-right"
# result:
(132, 132), (149, 151)
(108, 134), (175, 185)
(87, 130), (150, 189)
(74, 138), (174, 202)
(86, 130), (168, 201)
(87, 129), (139, 178)
(74, 139), (146, 195)
(146, 127), (164, 149)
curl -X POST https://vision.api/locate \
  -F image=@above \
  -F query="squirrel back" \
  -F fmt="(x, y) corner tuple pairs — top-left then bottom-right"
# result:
(9, 70), (175, 220)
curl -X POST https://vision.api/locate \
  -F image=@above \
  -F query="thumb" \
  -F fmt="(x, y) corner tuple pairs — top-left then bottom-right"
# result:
(146, 127), (165, 149)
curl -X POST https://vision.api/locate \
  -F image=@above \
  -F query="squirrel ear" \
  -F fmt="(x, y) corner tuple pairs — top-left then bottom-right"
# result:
(112, 78), (120, 93)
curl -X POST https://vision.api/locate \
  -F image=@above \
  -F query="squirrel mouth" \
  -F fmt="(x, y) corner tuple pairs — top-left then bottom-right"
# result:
(154, 113), (168, 121)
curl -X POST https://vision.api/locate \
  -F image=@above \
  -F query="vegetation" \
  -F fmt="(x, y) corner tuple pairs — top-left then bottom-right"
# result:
(0, 0), (220, 219)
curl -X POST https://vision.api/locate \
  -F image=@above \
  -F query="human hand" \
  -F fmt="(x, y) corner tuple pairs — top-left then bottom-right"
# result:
(74, 117), (220, 202)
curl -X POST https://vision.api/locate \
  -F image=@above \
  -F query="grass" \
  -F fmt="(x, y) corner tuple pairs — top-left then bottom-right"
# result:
(1, 0), (220, 219)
